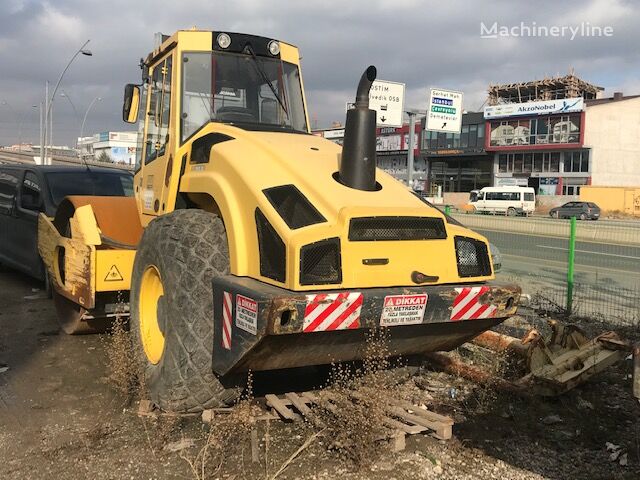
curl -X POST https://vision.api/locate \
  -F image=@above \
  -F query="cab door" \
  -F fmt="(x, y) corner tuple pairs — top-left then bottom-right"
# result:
(137, 52), (174, 223)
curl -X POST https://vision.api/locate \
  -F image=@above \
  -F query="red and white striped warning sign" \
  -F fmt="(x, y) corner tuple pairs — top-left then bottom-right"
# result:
(221, 291), (232, 350)
(303, 292), (363, 333)
(450, 286), (496, 321)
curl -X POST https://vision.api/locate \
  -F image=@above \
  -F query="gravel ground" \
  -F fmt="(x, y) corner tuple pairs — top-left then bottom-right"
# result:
(1, 266), (638, 479)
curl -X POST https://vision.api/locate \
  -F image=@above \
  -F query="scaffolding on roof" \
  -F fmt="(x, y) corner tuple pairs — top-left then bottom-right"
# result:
(487, 71), (604, 105)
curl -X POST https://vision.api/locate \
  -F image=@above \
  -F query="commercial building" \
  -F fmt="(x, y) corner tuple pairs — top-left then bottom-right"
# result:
(421, 112), (490, 194)
(317, 74), (640, 202)
(317, 123), (424, 188)
(77, 131), (138, 165)
(485, 74), (640, 195)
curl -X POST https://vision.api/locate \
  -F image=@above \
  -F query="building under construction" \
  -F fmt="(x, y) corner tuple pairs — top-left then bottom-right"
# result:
(487, 73), (604, 105)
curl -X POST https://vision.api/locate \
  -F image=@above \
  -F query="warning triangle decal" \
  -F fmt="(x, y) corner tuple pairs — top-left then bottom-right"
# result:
(104, 265), (124, 282)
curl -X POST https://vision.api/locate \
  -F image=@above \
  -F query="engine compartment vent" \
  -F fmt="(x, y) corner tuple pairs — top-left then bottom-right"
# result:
(255, 208), (286, 282)
(348, 216), (447, 242)
(300, 238), (342, 285)
(263, 185), (326, 230)
(455, 236), (492, 278)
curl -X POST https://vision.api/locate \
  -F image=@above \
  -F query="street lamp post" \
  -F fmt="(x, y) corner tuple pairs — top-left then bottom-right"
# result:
(79, 96), (102, 162)
(43, 39), (92, 165)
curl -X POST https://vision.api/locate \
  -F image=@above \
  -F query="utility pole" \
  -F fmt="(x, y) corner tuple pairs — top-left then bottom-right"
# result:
(406, 111), (416, 188)
(405, 109), (427, 190)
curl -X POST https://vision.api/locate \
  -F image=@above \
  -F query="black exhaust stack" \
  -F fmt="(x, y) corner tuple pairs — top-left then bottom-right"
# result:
(338, 66), (378, 191)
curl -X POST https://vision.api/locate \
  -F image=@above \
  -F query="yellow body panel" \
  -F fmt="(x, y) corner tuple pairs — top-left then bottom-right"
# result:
(95, 249), (136, 292)
(38, 213), (96, 309)
(129, 29), (495, 292)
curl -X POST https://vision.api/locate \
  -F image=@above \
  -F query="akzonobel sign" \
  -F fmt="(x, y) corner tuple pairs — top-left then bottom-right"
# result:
(484, 98), (584, 119)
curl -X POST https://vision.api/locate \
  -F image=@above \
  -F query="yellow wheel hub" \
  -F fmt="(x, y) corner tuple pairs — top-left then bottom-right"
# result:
(139, 265), (165, 364)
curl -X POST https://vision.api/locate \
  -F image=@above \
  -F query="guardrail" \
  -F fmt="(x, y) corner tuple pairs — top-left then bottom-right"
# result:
(449, 211), (640, 326)
(451, 213), (640, 247)
(0, 148), (134, 171)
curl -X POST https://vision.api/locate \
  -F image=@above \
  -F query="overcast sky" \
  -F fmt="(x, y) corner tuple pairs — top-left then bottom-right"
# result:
(1, 0), (639, 146)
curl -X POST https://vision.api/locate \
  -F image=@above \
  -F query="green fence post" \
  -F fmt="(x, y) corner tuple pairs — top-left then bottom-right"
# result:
(566, 216), (577, 316)
(444, 205), (451, 216)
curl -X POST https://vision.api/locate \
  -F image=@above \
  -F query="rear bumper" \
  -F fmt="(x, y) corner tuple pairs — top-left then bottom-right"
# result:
(212, 276), (521, 376)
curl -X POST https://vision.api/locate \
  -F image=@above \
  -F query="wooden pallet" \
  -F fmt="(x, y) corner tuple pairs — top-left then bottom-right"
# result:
(265, 391), (453, 449)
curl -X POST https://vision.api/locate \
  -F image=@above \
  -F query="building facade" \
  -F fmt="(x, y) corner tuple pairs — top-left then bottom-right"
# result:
(77, 131), (138, 165)
(485, 93), (640, 195)
(421, 112), (490, 194)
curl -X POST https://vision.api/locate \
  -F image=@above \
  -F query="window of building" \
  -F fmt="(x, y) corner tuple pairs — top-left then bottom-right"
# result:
(477, 123), (485, 142)
(533, 152), (543, 172)
(468, 124), (478, 147)
(523, 153), (533, 173)
(564, 150), (589, 172)
(460, 125), (469, 148)
(563, 185), (581, 195)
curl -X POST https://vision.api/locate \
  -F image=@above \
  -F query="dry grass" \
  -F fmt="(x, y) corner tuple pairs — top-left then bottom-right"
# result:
(180, 374), (262, 480)
(105, 314), (146, 402)
(314, 328), (405, 466)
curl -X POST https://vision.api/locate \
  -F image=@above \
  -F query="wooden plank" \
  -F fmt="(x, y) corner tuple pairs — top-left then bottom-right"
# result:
(285, 392), (313, 416)
(387, 399), (454, 425)
(265, 394), (298, 421)
(386, 406), (446, 433)
(382, 416), (425, 435)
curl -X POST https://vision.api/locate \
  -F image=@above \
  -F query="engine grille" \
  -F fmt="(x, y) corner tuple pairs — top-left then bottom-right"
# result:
(263, 184), (326, 229)
(348, 216), (447, 242)
(255, 208), (286, 282)
(300, 238), (342, 285)
(455, 236), (492, 278)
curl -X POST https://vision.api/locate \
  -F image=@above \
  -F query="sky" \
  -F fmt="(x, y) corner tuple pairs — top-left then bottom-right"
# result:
(0, 0), (639, 146)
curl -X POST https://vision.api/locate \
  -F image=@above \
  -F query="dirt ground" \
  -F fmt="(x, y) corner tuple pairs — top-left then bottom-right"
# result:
(1, 266), (639, 480)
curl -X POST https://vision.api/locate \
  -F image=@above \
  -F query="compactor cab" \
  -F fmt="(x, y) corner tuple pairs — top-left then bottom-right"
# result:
(39, 29), (520, 413)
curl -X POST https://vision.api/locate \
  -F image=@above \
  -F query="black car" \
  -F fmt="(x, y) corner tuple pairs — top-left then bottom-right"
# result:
(549, 201), (601, 220)
(0, 164), (133, 281)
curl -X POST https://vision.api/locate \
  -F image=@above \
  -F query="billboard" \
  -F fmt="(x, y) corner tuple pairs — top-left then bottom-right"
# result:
(484, 98), (584, 119)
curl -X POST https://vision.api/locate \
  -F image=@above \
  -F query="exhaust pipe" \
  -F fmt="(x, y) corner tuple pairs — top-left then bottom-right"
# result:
(338, 66), (378, 191)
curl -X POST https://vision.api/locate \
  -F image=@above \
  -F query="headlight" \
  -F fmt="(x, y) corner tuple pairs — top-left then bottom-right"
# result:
(267, 40), (280, 56)
(489, 243), (502, 273)
(217, 33), (231, 49)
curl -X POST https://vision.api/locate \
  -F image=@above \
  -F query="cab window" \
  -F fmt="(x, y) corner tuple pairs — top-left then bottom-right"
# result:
(145, 55), (172, 164)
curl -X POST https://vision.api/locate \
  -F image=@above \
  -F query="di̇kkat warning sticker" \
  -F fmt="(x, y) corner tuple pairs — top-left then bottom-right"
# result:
(380, 294), (428, 326)
(235, 294), (258, 335)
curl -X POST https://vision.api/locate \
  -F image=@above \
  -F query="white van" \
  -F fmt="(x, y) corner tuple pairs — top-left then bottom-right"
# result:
(469, 186), (535, 216)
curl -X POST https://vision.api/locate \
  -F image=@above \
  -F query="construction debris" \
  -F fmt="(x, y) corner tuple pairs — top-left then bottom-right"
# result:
(264, 391), (454, 448)
(469, 320), (633, 396)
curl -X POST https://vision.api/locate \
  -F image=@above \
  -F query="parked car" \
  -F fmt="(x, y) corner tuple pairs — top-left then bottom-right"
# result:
(0, 164), (134, 282)
(549, 201), (600, 220)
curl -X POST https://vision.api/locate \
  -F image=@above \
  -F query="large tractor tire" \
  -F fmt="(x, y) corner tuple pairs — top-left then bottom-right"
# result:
(130, 209), (244, 412)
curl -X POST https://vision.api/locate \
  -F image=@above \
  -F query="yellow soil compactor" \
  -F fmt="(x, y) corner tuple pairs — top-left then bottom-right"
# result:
(39, 30), (521, 412)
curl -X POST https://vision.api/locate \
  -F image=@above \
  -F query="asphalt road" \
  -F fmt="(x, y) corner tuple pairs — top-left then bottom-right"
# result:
(477, 226), (640, 322)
